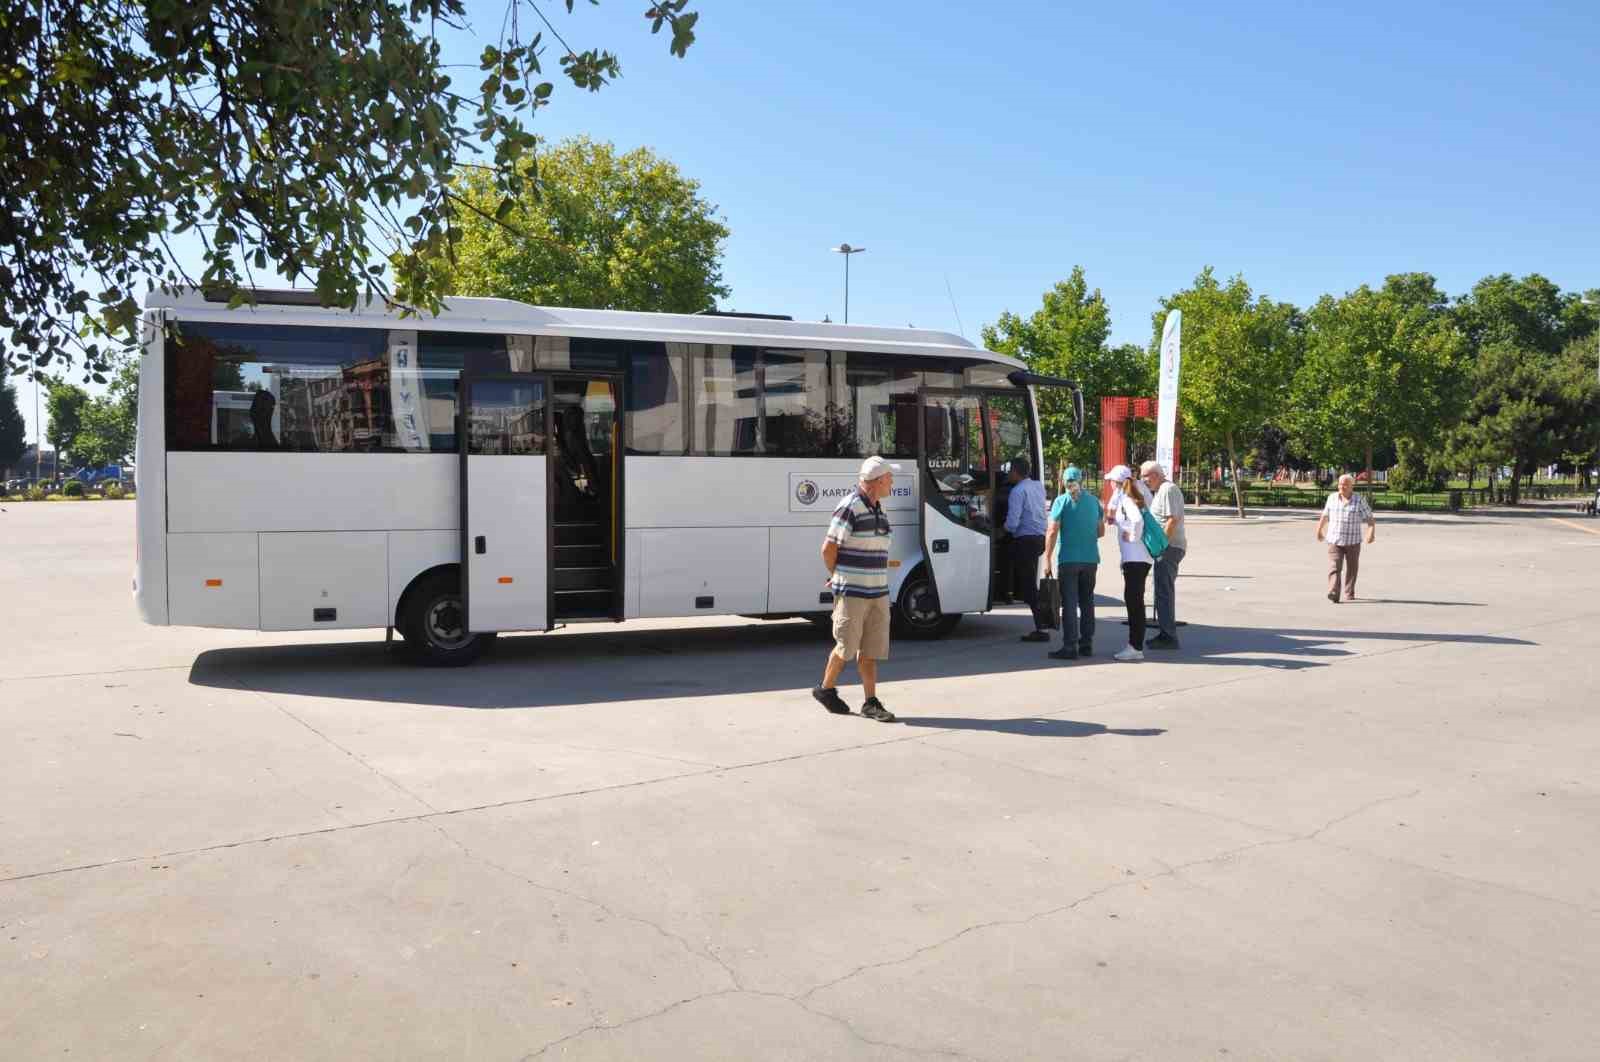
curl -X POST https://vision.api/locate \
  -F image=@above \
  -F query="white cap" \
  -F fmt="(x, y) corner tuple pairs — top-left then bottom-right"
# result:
(858, 456), (899, 482)
(1103, 464), (1133, 483)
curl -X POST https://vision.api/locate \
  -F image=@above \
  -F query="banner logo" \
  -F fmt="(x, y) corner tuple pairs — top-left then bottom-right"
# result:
(795, 479), (820, 506)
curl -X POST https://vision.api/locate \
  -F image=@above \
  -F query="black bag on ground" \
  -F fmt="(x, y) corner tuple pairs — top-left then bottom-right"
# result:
(1037, 575), (1061, 629)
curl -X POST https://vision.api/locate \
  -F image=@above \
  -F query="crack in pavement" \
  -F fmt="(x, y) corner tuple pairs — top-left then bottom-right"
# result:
(424, 819), (744, 992)
(517, 986), (979, 1062)
(795, 788), (1428, 1004)
(227, 672), (442, 815)
(0, 663), (192, 684)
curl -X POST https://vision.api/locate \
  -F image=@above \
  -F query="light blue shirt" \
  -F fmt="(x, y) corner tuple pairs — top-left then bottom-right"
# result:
(1004, 477), (1047, 537)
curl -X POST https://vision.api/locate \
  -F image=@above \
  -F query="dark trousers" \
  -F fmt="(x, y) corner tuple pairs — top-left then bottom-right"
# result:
(1008, 535), (1047, 629)
(1058, 562), (1096, 650)
(1122, 562), (1151, 650)
(1154, 546), (1184, 639)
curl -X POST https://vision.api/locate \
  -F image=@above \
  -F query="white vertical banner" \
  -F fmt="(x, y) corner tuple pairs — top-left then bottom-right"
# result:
(1156, 310), (1182, 478)
(388, 330), (426, 451)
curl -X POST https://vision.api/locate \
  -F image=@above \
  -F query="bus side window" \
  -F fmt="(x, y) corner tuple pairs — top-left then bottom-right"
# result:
(625, 346), (685, 455)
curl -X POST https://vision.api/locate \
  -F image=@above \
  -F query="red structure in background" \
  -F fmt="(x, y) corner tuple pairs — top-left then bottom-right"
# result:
(1099, 396), (1179, 498)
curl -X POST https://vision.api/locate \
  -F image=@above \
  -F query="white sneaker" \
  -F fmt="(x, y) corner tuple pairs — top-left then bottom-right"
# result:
(1113, 645), (1145, 662)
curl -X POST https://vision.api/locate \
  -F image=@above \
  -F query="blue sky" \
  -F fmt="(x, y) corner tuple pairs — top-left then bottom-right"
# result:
(476, 0), (1597, 342)
(15, 0), (1599, 445)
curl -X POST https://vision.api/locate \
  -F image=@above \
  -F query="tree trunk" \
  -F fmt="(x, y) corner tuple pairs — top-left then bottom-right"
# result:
(1365, 441), (1375, 499)
(1225, 429), (1245, 518)
(1466, 465), (1475, 491)
(1509, 457), (1522, 506)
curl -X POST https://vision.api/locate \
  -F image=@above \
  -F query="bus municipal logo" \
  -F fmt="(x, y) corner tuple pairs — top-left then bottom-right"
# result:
(795, 479), (820, 505)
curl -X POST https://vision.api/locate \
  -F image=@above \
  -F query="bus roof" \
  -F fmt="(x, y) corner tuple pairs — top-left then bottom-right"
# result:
(144, 289), (1025, 368)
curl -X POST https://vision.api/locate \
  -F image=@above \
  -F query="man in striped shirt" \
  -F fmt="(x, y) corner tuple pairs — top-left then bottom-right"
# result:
(813, 456), (899, 722)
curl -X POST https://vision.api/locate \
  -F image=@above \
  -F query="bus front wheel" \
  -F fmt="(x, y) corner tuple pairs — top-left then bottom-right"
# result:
(398, 570), (495, 666)
(894, 570), (962, 640)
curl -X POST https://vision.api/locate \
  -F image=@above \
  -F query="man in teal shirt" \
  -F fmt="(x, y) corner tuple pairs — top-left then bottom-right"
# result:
(1042, 466), (1104, 660)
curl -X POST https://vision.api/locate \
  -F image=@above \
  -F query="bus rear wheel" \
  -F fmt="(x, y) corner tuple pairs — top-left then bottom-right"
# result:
(398, 570), (495, 666)
(894, 570), (962, 639)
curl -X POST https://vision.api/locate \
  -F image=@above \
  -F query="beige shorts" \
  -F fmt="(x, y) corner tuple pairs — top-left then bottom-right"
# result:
(832, 594), (891, 661)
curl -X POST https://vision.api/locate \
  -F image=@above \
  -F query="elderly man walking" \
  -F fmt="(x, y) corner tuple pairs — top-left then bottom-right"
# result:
(1140, 460), (1186, 650)
(1315, 473), (1376, 602)
(813, 456), (899, 722)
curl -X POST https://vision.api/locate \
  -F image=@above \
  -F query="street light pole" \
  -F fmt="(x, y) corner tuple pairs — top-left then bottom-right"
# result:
(830, 244), (866, 323)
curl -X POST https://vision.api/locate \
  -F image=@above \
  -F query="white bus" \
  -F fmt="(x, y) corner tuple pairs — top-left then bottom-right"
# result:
(133, 289), (1082, 665)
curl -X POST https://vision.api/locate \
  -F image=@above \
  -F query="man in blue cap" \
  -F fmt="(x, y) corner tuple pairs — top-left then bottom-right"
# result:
(1042, 465), (1104, 660)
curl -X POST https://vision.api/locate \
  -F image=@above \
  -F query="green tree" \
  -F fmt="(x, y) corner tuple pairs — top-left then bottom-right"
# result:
(1447, 275), (1598, 497)
(1452, 274), (1594, 356)
(1151, 268), (1302, 517)
(1289, 273), (1466, 486)
(1449, 340), (1593, 504)
(45, 380), (89, 467)
(423, 137), (729, 312)
(2, 0), (701, 377)
(1554, 333), (1600, 489)
(71, 353), (140, 467)
(983, 267), (1150, 472)
(0, 380), (26, 476)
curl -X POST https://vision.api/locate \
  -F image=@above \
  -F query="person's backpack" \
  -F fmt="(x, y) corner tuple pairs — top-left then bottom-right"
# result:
(1139, 508), (1169, 560)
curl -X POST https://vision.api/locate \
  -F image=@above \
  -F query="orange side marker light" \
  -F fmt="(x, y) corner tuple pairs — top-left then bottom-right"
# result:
(205, 579), (223, 587)
(498, 576), (514, 584)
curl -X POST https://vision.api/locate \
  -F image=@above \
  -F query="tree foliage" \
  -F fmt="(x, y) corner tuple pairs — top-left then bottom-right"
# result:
(1447, 341), (1588, 503)
(982, 267), (1149, 470)
(1150, 268), (1301, 515)
(1, 0), (700, 377)
(1442, 274), (1598, 499)
(44, 379), (88, 462)
(1451, 274), (1597, 357)
(1289, 273), (1466, 478)
(0, 379), (26, 473)
(421, 136), (729, 312)
(72, 353), (140, 466)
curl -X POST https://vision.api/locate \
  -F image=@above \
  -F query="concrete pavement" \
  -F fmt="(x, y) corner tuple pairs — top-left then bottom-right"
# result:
(3, 500), (1598, 1060)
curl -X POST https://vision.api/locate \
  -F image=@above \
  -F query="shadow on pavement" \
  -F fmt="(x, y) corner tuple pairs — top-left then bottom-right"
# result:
(1156, 624), (1534, 672)
(190, 615), (1062, 711)
(1340, 598), (1486, 607)
(897, 717), (1166, 737)
(187, 614), (1538, 708)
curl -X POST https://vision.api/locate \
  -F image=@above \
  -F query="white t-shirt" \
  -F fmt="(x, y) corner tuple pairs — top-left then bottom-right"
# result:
(1111, 489), (1153, 565)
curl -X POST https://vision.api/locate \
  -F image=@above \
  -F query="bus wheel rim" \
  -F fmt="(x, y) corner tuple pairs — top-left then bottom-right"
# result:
(904, 580), (942, 626)
(426, 597), (470, 649)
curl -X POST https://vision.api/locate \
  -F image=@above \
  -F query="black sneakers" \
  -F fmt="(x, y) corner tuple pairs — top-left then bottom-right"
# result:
(1020, 630), (1050, 643)
(1147, 634), (1181, 651)
(812, 686), (851, 715)
(861, 697), (897, 723)
(1048, 648), (1078, 661)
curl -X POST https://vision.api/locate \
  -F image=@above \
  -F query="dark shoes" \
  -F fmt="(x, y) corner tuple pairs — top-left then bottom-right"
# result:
(1327, 590), (1339, 603)
(1147, 634), (1181, 651)
(861, 697), (898, 723)
(812, 686), (851, 715)
(1077, 644), (1093, 657)
(1020, 630), (1050, 643)
(1048, 648), (1078, 661)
